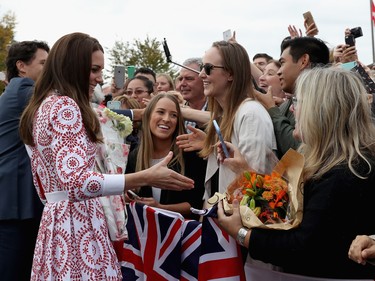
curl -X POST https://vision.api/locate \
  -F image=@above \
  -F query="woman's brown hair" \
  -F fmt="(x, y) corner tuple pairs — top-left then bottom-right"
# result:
(20, 32), (104, 145)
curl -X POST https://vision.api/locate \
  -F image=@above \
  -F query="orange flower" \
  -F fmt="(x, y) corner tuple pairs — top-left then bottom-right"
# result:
(227, 170), (289, 224)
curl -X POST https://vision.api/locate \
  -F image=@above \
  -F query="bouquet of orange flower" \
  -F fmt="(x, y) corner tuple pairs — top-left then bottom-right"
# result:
(208, 149), (305, 230)
(228, 171), (289, 224)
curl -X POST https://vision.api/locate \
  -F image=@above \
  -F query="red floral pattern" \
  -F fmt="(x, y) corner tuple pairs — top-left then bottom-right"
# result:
(28, 95), (122, 280)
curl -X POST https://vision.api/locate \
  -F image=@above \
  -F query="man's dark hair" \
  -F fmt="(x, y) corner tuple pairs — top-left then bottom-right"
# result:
(134, 67), (156, 82)
(252, 53), (273, 62)
(6, 40), (50, 81)
(280, 37), (329, 66)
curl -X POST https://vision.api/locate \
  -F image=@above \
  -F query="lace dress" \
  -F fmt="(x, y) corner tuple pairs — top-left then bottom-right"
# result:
(27, 94), (123, 280)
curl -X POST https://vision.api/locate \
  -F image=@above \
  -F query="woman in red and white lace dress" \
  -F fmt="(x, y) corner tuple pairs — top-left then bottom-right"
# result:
(19, 32), (194, 281)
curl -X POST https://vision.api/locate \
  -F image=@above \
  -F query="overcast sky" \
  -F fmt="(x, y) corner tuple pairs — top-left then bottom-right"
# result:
(1, 0), (375, 78)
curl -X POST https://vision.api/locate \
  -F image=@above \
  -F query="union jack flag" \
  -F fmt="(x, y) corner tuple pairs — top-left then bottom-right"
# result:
(114, 202), (245, 280)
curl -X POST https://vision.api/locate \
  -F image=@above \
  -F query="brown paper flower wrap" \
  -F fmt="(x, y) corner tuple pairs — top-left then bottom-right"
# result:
(208, 149), (304, 230)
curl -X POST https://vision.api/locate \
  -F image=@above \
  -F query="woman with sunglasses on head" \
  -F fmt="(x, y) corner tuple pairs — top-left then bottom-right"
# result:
(198, 40), (276, 203)
(19, 32), (194, 280)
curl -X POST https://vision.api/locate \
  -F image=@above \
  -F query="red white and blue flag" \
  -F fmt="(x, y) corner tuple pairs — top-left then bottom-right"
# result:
(114, 202), (245, 281)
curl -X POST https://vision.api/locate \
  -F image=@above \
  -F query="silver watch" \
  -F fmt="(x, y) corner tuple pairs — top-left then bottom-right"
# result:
(236, 227), (248, 247)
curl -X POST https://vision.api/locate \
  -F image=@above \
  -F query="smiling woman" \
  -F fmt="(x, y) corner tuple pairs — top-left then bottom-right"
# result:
(125, 93), (206, 220)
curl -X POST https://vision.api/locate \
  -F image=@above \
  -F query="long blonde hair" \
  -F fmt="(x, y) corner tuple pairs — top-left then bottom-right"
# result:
(200, 41), (253, 158)
(135, 93), (186, 174)
(295, 67), (375, 181)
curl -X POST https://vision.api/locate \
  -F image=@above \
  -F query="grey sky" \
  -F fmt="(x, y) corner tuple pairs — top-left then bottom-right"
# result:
(1, 0), (374, 77)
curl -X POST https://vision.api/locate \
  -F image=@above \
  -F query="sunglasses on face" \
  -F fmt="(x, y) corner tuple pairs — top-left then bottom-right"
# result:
(124, 89), (149, 96)
(199, 63), (225, 75)
(292, 96), (298, 108)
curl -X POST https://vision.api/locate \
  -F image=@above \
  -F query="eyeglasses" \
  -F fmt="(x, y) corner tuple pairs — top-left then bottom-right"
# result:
(292, 96), (298, 108)
(199, 63), (225, 75)
(124, 89), (149, 96)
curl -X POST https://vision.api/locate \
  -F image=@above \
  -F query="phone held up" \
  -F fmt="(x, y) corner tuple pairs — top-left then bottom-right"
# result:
(223, 29), (232, 42)
(345, 26), (363, 47)
(213, 119), (230, 158)
(303, 11), (318, 36)
(114, 65), (125, 89)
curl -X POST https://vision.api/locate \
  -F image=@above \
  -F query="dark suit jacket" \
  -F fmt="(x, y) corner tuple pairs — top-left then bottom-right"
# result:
(0, 77), (43, 220)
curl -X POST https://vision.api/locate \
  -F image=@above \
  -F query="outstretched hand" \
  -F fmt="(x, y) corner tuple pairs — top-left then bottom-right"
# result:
(254, 86), (276, 110)
(147, 151), (194, 190)
(288, 25), (302, 39)
(176, 125), (206, 152)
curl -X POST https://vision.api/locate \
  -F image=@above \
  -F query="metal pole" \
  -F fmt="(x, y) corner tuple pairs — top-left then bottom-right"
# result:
(371, 0), (375, 63)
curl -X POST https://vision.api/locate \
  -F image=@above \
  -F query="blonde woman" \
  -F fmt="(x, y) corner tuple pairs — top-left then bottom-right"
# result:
(156, 73), (175, 93)
(216, 67), (375, 279)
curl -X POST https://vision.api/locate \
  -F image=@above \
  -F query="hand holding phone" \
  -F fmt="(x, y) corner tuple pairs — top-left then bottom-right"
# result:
(213, 119), (230, 158)
(107, 100), (121, 110)
(127, 190), (141, 200)
(303, 11), (318, 36)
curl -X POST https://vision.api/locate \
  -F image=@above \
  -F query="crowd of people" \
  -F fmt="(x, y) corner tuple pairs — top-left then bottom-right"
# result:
(1, 16), (375, 280)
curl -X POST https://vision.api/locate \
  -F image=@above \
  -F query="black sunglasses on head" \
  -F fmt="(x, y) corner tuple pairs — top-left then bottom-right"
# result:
(199, 63), (224, 75)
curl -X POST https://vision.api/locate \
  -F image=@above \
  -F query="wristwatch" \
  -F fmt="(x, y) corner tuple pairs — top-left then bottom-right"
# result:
(236, 227), (248, 247)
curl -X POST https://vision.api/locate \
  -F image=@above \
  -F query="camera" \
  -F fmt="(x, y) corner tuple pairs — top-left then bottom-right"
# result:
(345, 35), (355, 47)
(350, 27), (363, 38)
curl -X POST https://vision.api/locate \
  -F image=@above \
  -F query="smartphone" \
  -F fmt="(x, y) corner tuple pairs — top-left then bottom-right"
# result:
(303, 11), (315, 26)
(107, 100), (121, 110)
(345, 35), (355, 47)
(213, 119), (230, 158)
(114, 65), (125, 89)
(127, 190), (141, 200)
(223, 29), (232, 42)
(127, 66), (135, 79)
(303, 11), (318, 35)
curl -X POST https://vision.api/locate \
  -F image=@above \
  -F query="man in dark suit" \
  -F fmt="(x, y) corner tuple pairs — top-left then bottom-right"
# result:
(0, 40), (49, 281)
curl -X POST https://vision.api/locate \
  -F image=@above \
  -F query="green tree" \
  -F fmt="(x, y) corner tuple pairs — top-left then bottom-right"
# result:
(107, 35), (178, 80)
(0, 10), (16, 93)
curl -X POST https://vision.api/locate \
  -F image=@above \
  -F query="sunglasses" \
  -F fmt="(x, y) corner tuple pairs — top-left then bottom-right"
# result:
(124, 89), (149, 96)
(292, 96), (298, 108)
(199, 63), (224, 75)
